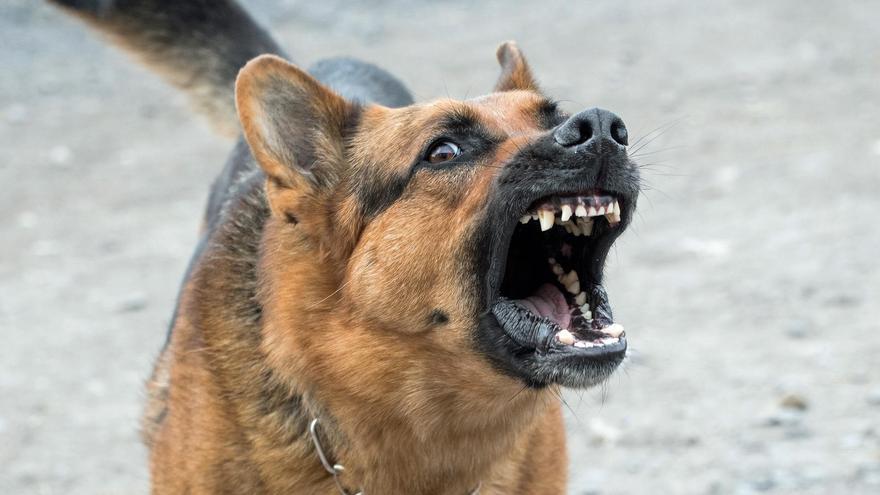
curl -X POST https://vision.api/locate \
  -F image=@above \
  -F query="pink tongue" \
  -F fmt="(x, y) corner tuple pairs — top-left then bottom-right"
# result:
(514, 283), (572, 329)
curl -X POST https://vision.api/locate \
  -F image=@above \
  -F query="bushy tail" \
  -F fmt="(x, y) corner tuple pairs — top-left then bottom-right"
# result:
(49, 0), (285, 137)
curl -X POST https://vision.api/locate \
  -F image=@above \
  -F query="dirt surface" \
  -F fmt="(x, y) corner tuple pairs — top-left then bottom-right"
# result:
(2, 1), (879, 494)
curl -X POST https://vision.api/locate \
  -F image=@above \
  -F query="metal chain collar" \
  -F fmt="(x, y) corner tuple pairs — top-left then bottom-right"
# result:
(308, 418), (481, 495)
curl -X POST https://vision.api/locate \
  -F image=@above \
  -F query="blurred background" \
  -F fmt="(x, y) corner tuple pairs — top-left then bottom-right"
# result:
(2, 0), (879, 493)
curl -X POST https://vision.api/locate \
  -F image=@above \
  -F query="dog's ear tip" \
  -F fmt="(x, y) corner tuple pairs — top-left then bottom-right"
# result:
(495, 41), (521, 64)
(493, 41), (537, 93)
(238, 54), (295, 83)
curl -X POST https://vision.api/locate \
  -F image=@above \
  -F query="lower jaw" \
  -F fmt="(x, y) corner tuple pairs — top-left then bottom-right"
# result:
(485, 297), (627, 389)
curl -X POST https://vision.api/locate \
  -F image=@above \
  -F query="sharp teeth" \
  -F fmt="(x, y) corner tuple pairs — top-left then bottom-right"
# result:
(538, 209), (555, 231)
(556, 329), (576, 345)
(520, 215), (531, 224)
(575, 204), (588, 217)
(606, 200), (621, 224)
(602, 323), (624, 338)
(551, 263), (564, 276)
(565, 280), (581, 295)
(574, 340), (595, 348)
(560, 204), (573, 222)
(574, 292), (587, 306)
(600, 337), (619, 345)
(607, 211), (621, 224)
(605, 202), (615, 215)
(597, 205), (607, 215)
(587, 205), (599, 217)
(582, 308), (592, 320)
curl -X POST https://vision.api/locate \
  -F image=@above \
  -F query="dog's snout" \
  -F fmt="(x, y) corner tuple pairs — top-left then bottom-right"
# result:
(553, 108), (628, 150)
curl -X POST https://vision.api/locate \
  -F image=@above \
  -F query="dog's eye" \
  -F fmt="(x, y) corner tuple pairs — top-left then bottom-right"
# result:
(426, 141), (461, 164)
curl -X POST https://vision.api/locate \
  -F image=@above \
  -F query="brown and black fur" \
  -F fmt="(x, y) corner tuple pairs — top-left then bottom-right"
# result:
(52, 1), (641, 493)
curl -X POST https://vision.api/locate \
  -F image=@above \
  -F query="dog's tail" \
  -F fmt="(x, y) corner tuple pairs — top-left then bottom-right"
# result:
(49, 0), (284, 137)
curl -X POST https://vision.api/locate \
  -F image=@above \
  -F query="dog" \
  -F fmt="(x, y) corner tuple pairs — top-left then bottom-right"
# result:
(51, 1), (640, 493)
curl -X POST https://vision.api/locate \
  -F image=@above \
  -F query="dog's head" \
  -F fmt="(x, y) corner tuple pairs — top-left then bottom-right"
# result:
(235, 43), (639, 401)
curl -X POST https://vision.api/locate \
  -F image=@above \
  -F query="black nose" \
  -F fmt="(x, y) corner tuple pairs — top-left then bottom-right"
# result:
(553, 108), (628, 149)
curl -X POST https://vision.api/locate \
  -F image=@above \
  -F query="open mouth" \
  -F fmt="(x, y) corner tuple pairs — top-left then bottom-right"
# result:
(487, 190), (628, 387)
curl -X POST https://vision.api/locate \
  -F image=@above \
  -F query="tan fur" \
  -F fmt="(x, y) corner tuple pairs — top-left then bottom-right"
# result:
(146, 47), (572, 494)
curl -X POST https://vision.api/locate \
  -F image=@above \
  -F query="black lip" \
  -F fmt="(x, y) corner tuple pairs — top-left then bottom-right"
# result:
(472, 135), (639, 388)
(478, 310), (627, 389)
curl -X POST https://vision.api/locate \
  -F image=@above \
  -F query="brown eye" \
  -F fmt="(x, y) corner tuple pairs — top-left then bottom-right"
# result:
(426, 141), (461, 164)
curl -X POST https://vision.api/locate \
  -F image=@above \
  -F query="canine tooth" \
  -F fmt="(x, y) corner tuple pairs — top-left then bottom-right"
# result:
(587, 205), (599, 217)
(538, 210), (554, 231)
(556, 329), (576, 345)
(565, 280), (580, 295)
(607, 209), (621, 224)
(602, 323), (625, 338)
(575, 292), (587, 306)
(582, 308), (592, 320)
(520, 215), (530, 224)
(575, 204), (588, 217)
(560, 204), (573, 222)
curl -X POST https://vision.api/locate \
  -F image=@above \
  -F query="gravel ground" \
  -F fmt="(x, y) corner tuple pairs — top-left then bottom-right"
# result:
(2, 1), (879, 494)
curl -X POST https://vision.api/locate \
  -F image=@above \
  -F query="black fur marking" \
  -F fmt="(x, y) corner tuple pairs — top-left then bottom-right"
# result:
(536, 100), (568, 130)
(430, 309), (450, 325)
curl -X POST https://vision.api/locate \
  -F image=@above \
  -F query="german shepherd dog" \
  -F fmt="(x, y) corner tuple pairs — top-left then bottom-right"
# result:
(52, 1), (640, 493)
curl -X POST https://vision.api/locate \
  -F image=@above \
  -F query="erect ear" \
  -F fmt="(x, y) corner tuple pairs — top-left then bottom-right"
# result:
(494, 41), (539, 92)
(235, 54), (355, 219)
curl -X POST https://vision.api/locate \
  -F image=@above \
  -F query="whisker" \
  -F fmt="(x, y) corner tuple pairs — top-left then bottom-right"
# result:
(627, 116), (687, 150)
(630, 145), (687, 158)
(628, 121), (683, 156)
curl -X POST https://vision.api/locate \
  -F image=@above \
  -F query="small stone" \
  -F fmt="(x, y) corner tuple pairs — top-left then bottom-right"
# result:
(779, 393), (808, 411)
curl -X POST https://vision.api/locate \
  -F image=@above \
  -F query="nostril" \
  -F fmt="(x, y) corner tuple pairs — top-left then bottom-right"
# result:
(610, 120), (628, 146)
(575, 120), (593, 146)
